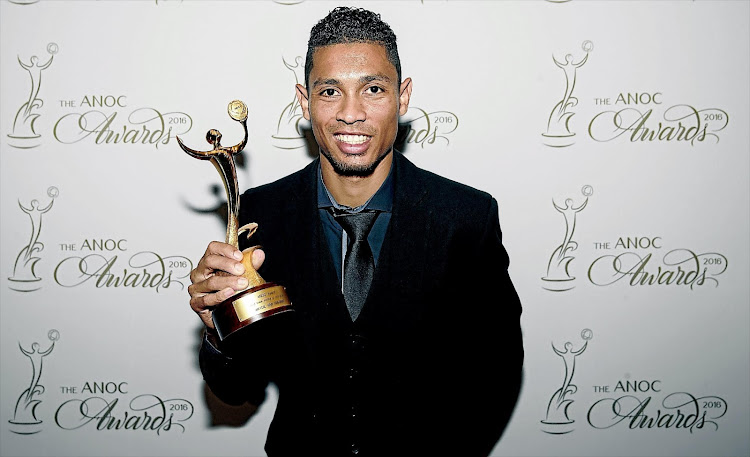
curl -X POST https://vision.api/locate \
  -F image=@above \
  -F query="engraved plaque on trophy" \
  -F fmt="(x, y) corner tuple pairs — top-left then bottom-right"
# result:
(178, 100), (293, 341)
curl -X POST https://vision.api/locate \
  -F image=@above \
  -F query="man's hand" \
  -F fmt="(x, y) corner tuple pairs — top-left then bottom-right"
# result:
(188, 241), (265, 330)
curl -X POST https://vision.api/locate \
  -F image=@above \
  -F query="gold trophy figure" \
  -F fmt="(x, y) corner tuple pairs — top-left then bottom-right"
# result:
(178, 100), (292, 341)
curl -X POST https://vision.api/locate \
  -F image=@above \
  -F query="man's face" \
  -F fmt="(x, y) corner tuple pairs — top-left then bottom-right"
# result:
(296, 42), (412, 177)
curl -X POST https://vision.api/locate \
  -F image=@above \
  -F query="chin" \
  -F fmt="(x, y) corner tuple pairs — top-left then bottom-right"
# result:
(322, 148), (391, 178)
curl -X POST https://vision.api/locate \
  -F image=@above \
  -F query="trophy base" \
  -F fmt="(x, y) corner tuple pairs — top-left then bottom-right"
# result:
(212, 282), (293, 341)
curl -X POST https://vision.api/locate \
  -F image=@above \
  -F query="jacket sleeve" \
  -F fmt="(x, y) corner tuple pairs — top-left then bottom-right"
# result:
(199, 331), (269, 406)
(439, 196), (524, 456)
(475, 197), (524, 453)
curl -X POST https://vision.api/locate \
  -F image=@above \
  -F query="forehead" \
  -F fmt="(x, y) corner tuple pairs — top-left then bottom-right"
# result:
(310, 42), (397, 82)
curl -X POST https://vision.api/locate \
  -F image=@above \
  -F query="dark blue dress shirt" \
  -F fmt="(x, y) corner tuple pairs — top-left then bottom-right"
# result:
(317, 161), (394, 287)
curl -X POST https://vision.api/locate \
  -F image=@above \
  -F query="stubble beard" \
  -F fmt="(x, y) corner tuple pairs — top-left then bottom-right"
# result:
(320, 146), (393, 178)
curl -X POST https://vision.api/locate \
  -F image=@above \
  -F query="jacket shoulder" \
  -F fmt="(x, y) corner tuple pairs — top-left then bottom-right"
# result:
(406, 158), (495, 217)
(242, 161), (314, 202)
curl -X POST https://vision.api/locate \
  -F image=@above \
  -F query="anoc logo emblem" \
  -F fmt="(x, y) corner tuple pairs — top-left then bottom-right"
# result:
(272, 56), (309, 150)
(8, 187), (59, 292)
(9, 330), (60, 435)
(542, 185), (728, 291)
(542, 185), (593, 291)
(542, 41), (730, 147)
(542, 41), (593, 148)
(6, 187), (193, 294)
(7, 329), (195, 436)
(587, 95), (729, 146)
(7, 43), (58, 149)
(6, 42), (192, 149)
(52, 94), (192, 149)
(541, 328), (593, 434)
(541, 329), (729, 435)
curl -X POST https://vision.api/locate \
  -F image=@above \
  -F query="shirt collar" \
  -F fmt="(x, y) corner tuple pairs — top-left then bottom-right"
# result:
(317, 159), (394, 213)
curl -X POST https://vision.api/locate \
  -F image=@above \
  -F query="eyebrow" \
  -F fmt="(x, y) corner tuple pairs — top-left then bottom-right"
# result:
(312, 78), (340, 88)
(312, 74), (392, 88)
(360, 74), (392, 84)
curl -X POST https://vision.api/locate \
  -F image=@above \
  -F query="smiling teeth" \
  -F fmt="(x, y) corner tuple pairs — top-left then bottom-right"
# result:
(335, 134), (369, 144)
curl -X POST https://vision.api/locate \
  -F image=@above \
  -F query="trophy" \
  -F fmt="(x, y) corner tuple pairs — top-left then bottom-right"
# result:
(178, 100), (292, 341)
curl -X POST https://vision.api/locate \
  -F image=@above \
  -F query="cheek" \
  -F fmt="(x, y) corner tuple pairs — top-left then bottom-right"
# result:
(373, 100), (399, 122)
(368, 103), (398, 124)
(310, 104), (338, 126)
(373, 105), (400, 129)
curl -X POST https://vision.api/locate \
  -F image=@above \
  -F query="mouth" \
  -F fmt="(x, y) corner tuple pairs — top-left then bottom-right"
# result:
(334, 133), (371, 145)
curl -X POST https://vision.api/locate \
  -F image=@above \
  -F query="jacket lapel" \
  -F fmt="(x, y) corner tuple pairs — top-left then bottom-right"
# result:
(287, 159), (351, 326)
(357, 152), (431, 326)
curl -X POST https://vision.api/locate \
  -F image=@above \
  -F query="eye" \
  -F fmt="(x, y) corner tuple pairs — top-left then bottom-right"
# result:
(320, 88), (338, 97)
(366, 86), (384, 94)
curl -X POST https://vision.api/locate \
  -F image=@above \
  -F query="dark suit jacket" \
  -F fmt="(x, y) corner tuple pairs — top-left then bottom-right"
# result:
(200, 152), (523, 457)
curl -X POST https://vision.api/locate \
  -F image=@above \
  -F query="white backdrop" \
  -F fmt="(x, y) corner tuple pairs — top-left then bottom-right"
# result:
(1, 1), (748, 456)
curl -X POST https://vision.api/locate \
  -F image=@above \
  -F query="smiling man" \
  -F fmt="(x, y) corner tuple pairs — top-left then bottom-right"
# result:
(189, 7), (523, 457)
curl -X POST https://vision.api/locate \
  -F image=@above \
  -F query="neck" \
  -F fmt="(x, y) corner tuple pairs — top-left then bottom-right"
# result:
(321, 152), (393, 207)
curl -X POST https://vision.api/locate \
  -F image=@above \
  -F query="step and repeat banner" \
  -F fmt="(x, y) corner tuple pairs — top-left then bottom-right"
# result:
(1, 1), (748, 456)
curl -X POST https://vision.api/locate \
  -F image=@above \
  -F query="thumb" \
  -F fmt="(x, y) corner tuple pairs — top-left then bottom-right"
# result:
(251, 248), (265, 271)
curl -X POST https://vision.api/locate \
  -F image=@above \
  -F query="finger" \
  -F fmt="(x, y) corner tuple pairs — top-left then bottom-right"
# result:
(190, 287), (233, 312)
(192, 301), (216, 328)
(191, 242), (243, 284)
(201, 252), (245, 278)
(190, 241), (251, 332)
(189, 274), (248, 298)
(205, 240), (244, 261)
(196, 308), (215, 330)
(190, 286), (238, 326)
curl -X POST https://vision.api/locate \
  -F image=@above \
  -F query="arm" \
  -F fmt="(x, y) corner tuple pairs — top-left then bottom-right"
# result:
(448, 197), (524, 456)
(190, 242), (269, 405)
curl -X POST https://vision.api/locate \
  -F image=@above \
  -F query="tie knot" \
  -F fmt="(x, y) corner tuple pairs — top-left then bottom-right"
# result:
(333, 211), (379, 241)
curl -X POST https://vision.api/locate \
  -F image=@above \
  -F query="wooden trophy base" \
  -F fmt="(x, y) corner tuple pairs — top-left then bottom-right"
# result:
(212, 282), (293, 341)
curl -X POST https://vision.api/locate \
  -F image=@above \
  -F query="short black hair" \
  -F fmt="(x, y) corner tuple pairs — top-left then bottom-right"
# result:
(305, 7), (401, 88)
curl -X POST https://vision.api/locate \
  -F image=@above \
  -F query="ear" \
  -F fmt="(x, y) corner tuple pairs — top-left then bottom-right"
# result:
(398, 77), (413, 116)
(295, 84), (311, 121)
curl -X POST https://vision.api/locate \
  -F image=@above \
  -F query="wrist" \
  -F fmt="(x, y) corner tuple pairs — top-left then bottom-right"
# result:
(204, 326), (221, 349)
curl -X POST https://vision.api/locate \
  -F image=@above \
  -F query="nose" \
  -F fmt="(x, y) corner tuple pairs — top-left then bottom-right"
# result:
(336, 94), (366, 124)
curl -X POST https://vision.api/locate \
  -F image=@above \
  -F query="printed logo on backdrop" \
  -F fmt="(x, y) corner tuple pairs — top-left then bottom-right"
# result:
(541, 185), (728, 291)
(542, 185), (593, 291)
(8, 329), (194, 435)
(6, 187), (193, 294)
(8, 187), (59, 292)
(7, 43), (58, 149)
(542, 41), (592, 148)
(542, 42), (730, 147)
(5, 42), (193, 149)
(541, 328), (593, 434)
(272, 56), (310, 149)
(53, 94), (193, 149)
(8, 0), (40, 4)
(540, 330), (728, 434)
(9, 330), (59, 435)
(399, 107), (459, 149)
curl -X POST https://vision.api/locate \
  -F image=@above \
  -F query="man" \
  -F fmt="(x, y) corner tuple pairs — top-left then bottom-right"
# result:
(189, 7), (523, 457)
